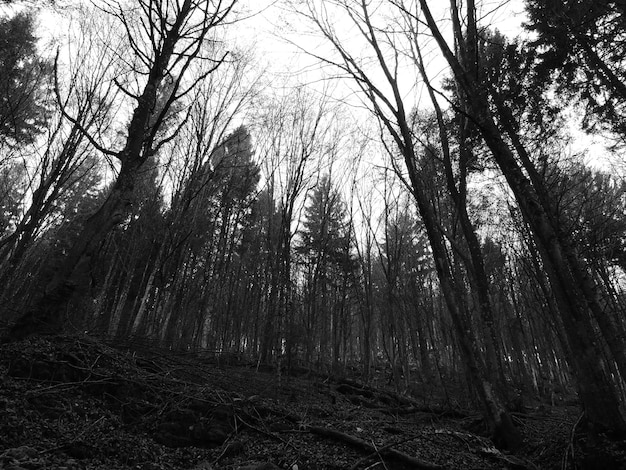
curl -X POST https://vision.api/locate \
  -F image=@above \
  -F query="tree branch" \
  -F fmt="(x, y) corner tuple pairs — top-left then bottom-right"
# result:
(53, 51), (120, 159)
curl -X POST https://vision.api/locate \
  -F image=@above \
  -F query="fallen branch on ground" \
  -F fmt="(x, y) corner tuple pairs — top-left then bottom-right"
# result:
(307, 425), (444, 470)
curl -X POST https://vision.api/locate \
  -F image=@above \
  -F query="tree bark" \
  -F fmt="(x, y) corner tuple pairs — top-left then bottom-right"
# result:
(418, 0), (626, 436)
(478, 110), (626, 433)
(3, 0), (212, 342)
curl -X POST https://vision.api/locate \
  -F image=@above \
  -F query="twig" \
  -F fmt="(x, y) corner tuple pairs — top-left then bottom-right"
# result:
(24, 377), (116, 395)
(562, 412), (584, 470)
(237, 415), (301, 454)
(308, 425), (444, 470)
(350, 433), (430, 470)
(71, 416), (105, 442)
(371, 439), (390, 470)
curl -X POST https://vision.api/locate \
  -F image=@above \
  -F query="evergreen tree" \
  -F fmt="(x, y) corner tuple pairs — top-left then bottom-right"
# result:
(525, 0), (626, 137)
(298, 175), (352, 276)
(298, 174), (355, 365)
(0, 11), (50, 146)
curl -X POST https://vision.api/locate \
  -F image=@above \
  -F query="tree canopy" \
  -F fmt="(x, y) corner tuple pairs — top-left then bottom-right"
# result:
(0, 2), (625, 462)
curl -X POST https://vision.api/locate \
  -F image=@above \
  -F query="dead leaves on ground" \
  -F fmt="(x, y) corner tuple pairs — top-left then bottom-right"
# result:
(0, 335), (573, 469)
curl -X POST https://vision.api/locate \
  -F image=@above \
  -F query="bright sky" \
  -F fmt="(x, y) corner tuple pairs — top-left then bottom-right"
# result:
(26, 0), (529, 95)
(227, 1), (530, 115)
(4, 0), (621, 244)
(10, 0), (620, 177)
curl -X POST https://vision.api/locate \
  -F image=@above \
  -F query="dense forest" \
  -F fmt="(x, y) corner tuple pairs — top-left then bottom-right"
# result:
(0, 0), (625, 457)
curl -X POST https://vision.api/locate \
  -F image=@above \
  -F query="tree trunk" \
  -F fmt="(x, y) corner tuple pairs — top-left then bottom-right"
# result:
(479, 112), (626, 433)
(6, 168), (138, 341)
(418, 0), (626, 435)
(403, 135), (522, 447)
(2, 0), (212, 343)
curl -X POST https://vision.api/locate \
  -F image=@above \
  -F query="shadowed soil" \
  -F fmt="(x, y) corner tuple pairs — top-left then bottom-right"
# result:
(0, 335), (623, 469)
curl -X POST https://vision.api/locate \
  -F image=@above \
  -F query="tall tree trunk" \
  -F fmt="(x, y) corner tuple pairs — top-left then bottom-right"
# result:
(419, 0), (626, 435)
(6, 165), (141, 340)
(411, 179), (522, 449)
(3, 0), (221, 342)
(479, 110), (626, 433)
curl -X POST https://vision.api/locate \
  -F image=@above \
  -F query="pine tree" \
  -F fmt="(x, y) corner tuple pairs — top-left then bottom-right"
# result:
(298, 174), (355, 366)
(0, 11), (50, 146)
(299, 175), (352, 276)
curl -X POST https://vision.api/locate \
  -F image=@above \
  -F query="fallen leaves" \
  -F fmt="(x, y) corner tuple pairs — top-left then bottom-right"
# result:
(0, 335), (587, 469)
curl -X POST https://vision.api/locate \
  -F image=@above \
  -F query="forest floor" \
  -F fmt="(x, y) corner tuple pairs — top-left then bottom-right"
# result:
(0, 335), (624, 470)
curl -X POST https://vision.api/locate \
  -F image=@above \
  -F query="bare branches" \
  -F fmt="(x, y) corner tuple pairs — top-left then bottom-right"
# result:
(53, 51), (120, 159)
(70, 0), (241, 165)
(292, 2), (405, 134)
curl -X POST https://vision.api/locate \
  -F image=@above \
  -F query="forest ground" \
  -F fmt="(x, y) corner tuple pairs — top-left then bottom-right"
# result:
(0, 335), (623, 470)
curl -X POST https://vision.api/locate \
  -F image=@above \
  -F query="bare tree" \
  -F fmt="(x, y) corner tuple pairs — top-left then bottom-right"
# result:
(414, 0), (626, 433)
(101, 44), (264, 342)
(6, 0), (240, 340)
(252, 85), (336, 364)
(291, 0), (521, 449)
(0, 12), (121, 299)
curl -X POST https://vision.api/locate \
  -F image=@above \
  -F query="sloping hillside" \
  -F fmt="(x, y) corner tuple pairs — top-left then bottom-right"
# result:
(0, 335), (621, 469)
